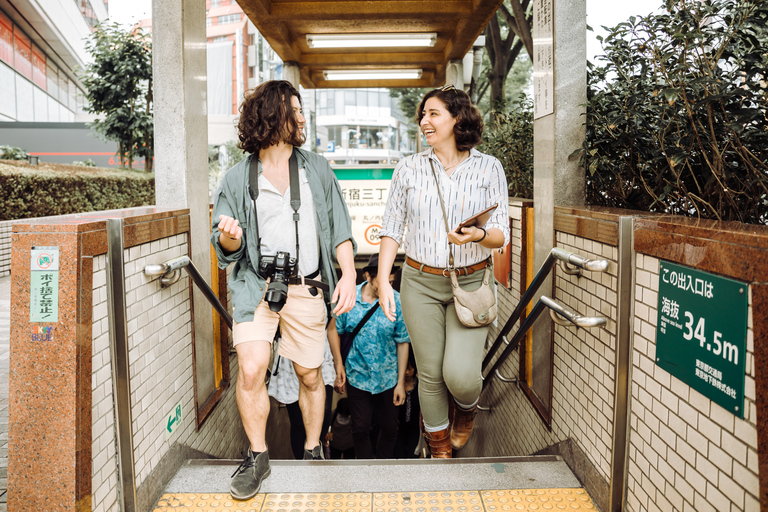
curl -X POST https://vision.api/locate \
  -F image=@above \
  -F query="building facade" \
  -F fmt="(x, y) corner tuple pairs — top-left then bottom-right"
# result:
(0, 0), (105, 123)
(315, 88), (414, 165)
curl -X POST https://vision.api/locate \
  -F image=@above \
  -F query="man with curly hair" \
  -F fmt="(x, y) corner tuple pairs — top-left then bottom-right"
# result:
(211, 80), (357, 499)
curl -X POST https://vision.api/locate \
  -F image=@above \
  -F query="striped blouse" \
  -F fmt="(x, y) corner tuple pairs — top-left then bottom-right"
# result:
(380, 147), (510, 268)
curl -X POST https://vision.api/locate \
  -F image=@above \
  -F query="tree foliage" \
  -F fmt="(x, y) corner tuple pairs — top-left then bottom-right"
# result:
(479, 0), (533, 110)
(79, 22), (154, 171)
(478, 100), (533, 198)
(583, 0), (768, 224)
(389, 88), (430, 142)
(208, 140), (246, 200)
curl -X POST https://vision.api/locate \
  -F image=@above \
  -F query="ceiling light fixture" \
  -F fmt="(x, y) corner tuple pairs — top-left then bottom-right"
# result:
(323, 69), (423, 81)
(307, 33), (437, 49)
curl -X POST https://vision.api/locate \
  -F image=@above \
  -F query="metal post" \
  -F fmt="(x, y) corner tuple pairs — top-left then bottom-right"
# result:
(106, 218), (137, 512)
(609, 217), (634, 512)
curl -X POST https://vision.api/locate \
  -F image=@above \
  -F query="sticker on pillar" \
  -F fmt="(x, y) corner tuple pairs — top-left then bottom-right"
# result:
(165, 400), (183, 439)
(31, 325), (55, 342)
(655, 261), (747, 418)
(30, 246), (60, 323)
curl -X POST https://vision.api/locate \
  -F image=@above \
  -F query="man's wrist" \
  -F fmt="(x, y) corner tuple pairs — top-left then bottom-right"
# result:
(476, 227), (487, 243)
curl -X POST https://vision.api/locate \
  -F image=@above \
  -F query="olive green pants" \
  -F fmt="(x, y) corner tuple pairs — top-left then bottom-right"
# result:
(400, 264), (492, 431)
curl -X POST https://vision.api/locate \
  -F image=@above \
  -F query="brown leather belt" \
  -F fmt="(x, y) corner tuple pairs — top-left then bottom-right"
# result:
(405, 257), (490, 277)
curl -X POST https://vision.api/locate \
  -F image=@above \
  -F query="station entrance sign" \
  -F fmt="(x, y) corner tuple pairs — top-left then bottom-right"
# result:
(656, 261), (748, 417)
(333, 166), (394, 256)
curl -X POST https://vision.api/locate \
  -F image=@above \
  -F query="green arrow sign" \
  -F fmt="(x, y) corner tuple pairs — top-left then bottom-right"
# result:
(165, 401), (183, 439)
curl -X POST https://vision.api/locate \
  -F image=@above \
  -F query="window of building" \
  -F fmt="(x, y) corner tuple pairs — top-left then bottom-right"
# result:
(0, 10), (13, 66)
(13, 30), (31, 79)
(32, 45), (46, 91)
(327, 125), (344, 148)
(347, 125), (393, 150)
(218, 14), (241, 24)
(46, 61), (58, 99)
(206, 17), (212, 27)
(76, 0), (98, 30)
(212, 36), (228, 43)
(58, 73), (68, 104)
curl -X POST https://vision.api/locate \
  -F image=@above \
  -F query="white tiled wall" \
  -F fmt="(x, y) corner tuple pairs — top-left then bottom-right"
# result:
(122, 234), (247, 490)
(92, 254), (119, 512)
(626, 254), (759, 512)
(551, 233), (618, 481)
(125, 234), (193, 486)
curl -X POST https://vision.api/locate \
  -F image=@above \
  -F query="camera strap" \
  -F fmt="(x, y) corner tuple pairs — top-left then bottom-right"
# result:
(248, 148), (327, 290)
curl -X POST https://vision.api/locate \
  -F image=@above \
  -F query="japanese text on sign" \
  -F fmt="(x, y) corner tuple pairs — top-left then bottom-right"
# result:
(656, 261), (747, 417)
(533, 0), (554, 119)
(30, 246), (60, 323)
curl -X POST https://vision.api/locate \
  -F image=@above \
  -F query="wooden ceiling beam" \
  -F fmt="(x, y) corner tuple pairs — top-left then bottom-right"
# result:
(309, 70), (440, 89)
(268, 1), (472, 19)
(444, 0), (503, 59)
(301, 52), (445, 66)
(239, 1), (301, 61)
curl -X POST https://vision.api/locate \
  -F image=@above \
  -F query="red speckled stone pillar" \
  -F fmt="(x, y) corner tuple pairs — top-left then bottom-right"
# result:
(7, 220), (106, 511)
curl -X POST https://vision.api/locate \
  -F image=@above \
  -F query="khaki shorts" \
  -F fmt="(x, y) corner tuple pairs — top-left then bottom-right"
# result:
(233, 283), (326, 369)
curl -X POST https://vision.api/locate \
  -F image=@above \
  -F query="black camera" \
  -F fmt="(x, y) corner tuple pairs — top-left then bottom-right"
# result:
(259, 251), (297, 312)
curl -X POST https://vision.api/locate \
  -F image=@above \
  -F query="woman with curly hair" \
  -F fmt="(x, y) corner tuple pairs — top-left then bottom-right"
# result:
(211, 80), (356, 499)
(377, 85), (509, 458)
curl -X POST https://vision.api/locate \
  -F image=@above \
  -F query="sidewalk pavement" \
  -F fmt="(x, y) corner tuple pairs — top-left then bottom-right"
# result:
(0, 275), (10, 510)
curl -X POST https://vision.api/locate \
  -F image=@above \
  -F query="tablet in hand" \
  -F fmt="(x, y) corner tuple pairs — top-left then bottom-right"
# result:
(457, 203), (498, 230)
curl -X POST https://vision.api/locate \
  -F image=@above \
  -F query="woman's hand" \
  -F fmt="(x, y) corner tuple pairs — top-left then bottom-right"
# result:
(448, 225), (482, 246)
(393, 382), (406, 406)
(333, 363), (346, 394)
(378, 277), (397, 322)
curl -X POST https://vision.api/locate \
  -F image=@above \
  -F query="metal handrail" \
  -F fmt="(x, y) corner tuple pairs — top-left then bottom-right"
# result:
(482, 295), (605, 391)
(144, 256), (233, 330)
(481, 247), (609, 373)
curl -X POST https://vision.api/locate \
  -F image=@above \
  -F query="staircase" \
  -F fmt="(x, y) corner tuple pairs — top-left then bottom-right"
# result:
(152, 455), (598, 511)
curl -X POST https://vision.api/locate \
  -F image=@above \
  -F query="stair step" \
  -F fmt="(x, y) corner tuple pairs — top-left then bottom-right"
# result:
(164, 455), (581, 494)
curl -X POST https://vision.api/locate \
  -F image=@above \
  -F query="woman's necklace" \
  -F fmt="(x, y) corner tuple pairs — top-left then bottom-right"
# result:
(441, 151), (467, 171)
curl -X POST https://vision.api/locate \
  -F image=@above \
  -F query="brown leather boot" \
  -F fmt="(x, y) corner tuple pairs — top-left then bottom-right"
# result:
(450, 403), (478, 450)
(423, 428), (452, 458)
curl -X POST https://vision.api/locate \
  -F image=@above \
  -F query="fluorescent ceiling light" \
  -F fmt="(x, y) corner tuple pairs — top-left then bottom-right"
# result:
(307, 33), (437, 49)
(323, 69), (423, 81)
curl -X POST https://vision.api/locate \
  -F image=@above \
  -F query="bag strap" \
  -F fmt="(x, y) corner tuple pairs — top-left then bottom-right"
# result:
(428, 158), (455, 268)
(350, 302), (380, 340)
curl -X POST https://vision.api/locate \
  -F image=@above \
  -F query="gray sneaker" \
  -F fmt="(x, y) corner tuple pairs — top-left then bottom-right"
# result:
(303, 445), (325, 460)
(230, 448), (271, 500)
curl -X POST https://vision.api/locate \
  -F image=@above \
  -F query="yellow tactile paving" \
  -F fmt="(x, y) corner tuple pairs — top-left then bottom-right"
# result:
(153, 489), (595, 511)
(153, 492), (265, 511)
(262, 492), (372, 512)
(373, 491), (483, 512)
(482, 489), (595, 510)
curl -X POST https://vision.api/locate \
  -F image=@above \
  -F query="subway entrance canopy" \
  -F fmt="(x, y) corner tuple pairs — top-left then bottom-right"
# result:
(237, 0), (504, 88)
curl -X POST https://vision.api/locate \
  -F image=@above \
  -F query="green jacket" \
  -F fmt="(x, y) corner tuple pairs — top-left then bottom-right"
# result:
(210, 147), (356, 323)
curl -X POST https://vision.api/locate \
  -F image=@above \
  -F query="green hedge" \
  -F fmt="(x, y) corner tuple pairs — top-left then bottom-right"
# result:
(0, 161), (154, 221)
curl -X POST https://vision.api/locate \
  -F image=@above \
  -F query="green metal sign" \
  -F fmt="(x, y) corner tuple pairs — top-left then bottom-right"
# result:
(656, 261), (748, 417)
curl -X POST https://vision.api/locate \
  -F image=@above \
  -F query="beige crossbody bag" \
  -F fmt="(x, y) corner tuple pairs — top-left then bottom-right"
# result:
(429, 160), (497, 328)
